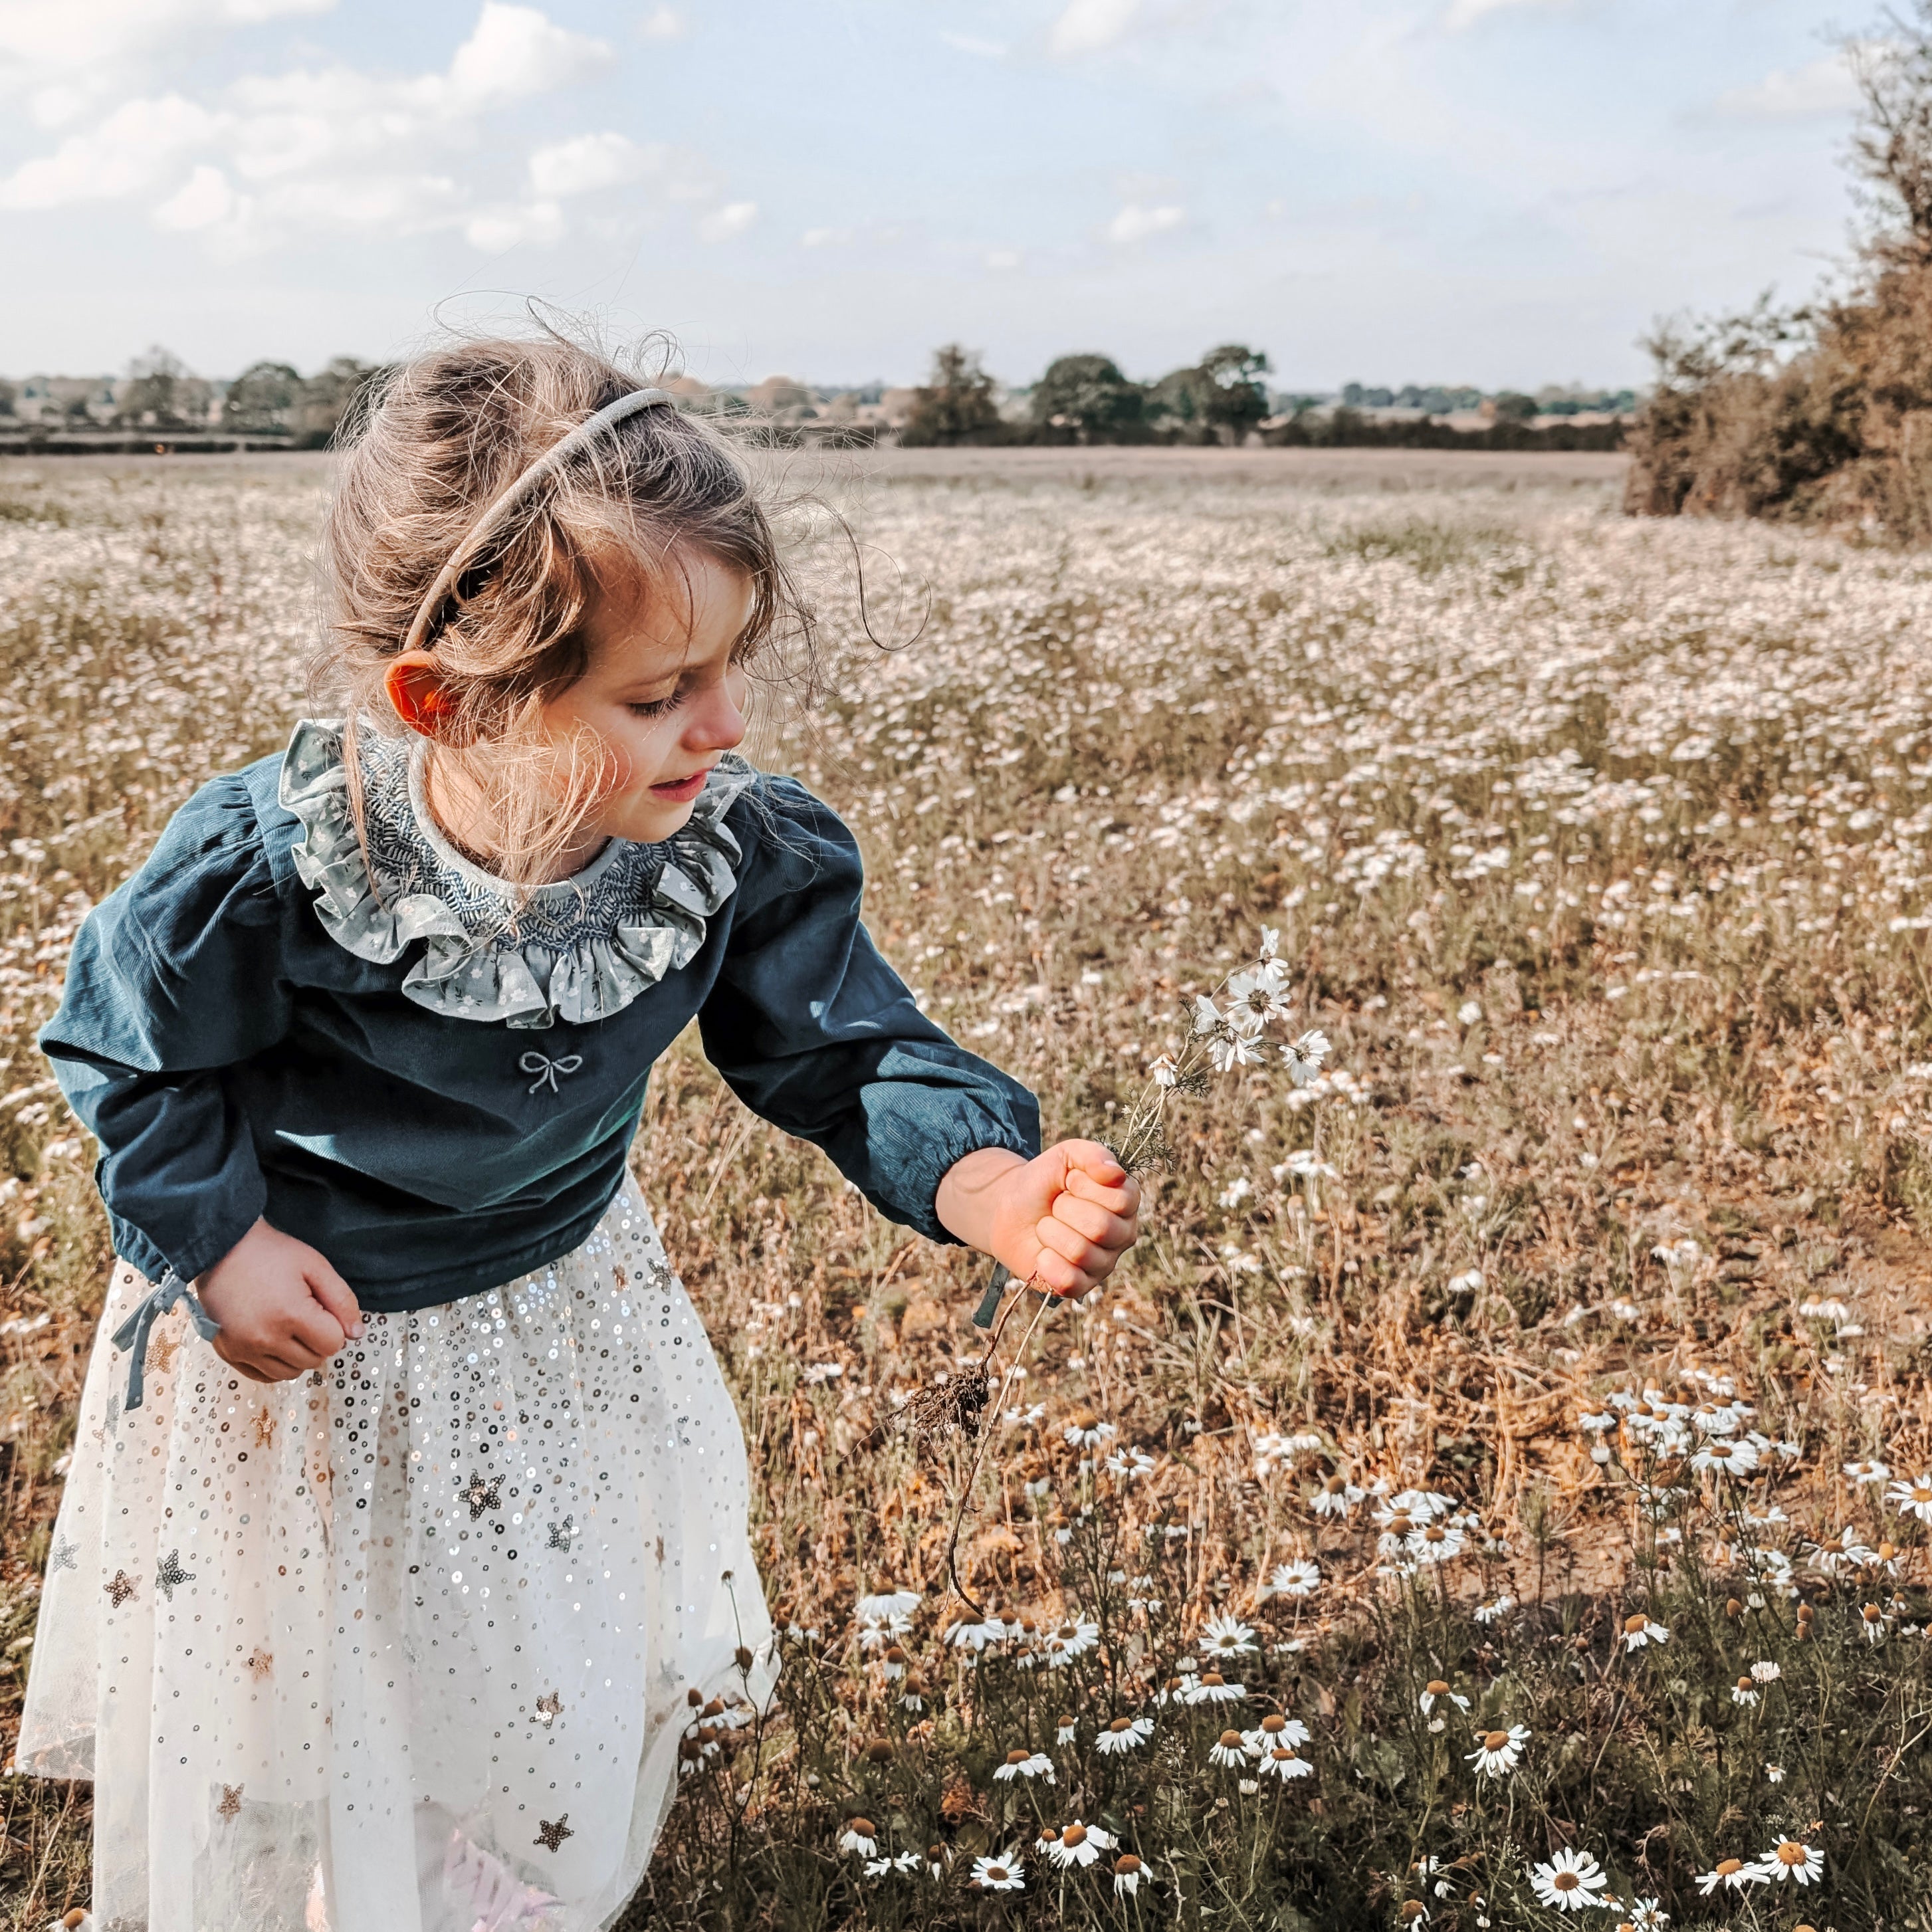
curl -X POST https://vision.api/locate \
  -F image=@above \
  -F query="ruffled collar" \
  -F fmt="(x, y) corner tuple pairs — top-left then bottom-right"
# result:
(278, 718), (757, 1030)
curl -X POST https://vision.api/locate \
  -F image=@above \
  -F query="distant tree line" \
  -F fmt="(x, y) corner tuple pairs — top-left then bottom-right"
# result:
(0, 349), (386, 447)
(899, 344), (1626, 451)
(1625, 2), (1932, 538)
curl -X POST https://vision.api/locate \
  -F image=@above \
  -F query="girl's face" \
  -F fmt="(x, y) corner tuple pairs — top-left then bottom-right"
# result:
(544, 550), (754, 848)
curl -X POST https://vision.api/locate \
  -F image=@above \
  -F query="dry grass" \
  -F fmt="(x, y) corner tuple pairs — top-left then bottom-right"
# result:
(0, 452), (1928, 1927)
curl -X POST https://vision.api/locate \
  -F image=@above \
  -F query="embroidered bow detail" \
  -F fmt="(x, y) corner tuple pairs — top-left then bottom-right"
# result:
(520, 1050), (585, 1095)
(111, 1267), (221, 1412)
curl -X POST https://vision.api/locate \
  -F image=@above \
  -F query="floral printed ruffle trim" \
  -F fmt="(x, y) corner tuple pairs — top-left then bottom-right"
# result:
(278, 718), (756, 1030)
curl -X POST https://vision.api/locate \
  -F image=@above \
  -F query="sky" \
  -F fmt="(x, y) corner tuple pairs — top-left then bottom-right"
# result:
(0, 0), (1880, 391)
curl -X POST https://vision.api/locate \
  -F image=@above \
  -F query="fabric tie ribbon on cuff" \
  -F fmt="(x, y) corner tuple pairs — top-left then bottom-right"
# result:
(111, 1267), (221, 1411)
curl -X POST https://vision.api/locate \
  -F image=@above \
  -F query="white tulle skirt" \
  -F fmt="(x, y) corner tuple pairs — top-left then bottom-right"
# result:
(16, 1174), (774, 1932)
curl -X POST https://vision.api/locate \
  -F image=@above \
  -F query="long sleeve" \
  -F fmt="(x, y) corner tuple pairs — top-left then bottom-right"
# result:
(39, 773), (294, 1286)
(700, 778), (1040, 1242)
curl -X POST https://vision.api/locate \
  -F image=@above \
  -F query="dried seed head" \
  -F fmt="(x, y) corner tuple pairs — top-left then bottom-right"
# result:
(1425, 1680), (1450, 1696)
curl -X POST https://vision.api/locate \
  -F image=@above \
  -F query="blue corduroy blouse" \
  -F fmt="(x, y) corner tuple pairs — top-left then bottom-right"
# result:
(38, 720), (1039, 1313)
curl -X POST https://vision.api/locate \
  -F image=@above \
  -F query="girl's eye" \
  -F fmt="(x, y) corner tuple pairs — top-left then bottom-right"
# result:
(628, 693), (681, 719)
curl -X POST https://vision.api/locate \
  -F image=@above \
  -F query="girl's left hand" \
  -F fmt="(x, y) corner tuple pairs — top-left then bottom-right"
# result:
(934, 1139), (1141, 1298)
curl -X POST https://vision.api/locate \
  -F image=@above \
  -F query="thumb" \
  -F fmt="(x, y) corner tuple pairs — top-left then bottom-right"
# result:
(1057, 1137), (1127, 1187)
(304, 1259), (364, 1341)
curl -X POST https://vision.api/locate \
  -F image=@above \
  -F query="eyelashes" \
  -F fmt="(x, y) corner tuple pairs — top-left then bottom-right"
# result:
(627, 694), (681, 719)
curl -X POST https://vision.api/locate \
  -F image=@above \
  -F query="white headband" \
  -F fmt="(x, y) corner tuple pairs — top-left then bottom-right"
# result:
(400, 386), (673, 657)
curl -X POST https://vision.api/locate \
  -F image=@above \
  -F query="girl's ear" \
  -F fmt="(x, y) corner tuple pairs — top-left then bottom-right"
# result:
(385, 652), (455, 736)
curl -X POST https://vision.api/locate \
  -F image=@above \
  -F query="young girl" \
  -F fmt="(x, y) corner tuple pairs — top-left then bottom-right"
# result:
(17, 338), (1140, 1932)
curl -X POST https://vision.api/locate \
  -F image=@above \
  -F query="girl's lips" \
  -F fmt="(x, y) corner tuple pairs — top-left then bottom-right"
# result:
(649, 768), (712, 802)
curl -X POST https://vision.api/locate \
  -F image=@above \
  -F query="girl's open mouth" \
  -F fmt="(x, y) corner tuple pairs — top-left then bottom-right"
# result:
(649, 768), (712, 804)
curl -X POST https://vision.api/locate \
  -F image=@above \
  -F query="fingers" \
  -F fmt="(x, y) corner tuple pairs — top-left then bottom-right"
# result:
(304, 1259), (364, 1341)
(213, 1336), (310, 1383)
(1047, 1192), (1138, 1253)
(1035, 1213), (1133, 1288)
(1059, 1162), (1139, 1218)
(285, 1298), (349, 1362)
(1055, 1138), (1128, 1188)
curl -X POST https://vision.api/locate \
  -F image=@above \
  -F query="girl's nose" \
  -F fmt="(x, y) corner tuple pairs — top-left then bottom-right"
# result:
(685, 674), (746, 755)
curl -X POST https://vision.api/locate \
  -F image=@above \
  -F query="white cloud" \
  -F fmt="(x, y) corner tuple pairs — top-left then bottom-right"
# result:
(1048, 0), (1139, 57)
(940, 31), (1010, 58)
(465, 197), (566, 249)
(443, 3), (609, 111)
(0, 0), (667, 255)
(802, 225), (853, 247)
(1443, 0), (1560, 29)
(0, 93), (219, 208)
(1106, 200), (1184, 243)
(986, 247), (1021, 269)
(639, 5), (686, 40)
(698, 198), (756, 241)
(1713, 53), (1860, 122)
(152, 161), (237, 230)
(529, 130), (650, 197)
(0, 0), (332, 78)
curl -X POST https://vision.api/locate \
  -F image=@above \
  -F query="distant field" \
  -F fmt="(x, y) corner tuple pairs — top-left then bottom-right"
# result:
(0, 451), (1926, 1929)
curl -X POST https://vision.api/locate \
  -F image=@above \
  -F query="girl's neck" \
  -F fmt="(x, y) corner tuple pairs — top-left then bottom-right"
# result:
(421, 751), (610, 886)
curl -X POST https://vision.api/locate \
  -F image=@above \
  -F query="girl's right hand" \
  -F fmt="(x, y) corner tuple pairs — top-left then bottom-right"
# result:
(196, 1218), (365, 1383)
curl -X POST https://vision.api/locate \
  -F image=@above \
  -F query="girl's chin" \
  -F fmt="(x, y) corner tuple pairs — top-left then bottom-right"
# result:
(609, 791), (698, 843)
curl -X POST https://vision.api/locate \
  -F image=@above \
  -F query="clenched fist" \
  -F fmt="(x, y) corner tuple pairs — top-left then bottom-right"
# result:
(195, 1218), (364, 1383)
(934, 1139), (1141, 1298)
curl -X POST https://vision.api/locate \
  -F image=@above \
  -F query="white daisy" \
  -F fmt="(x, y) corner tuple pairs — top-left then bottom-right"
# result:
(1211, 1030), (1267, 1071)
(1113, 1854), (1144, 1897)
(1283, 1029), (1332, 1087)
(1310, 1473), (1364, 1518)
(1844, 1457), (1890, 1486)
(1626, 1897), (1668, 1929)
(970, 1852), (1025, 1892)
(1257, 1744), (1313, 1780)
(1095, 1714), (1153, 1755)
(1472, 1595), (1515, 1626)
(1055, 1713), (1077, 1744)
(1528, 1848), (1608, 1913)
(1184, 1670), (1245, 1705)
(1063, 1414), (1118, 1451)
(1243, 1711), (1311, 1753)
(1042, 1618), (1101, 1665)
(1208, 1728), (1251, 1768)
(1689, 1438), (1759, 1478)
(1695, 1859), (1761, 1897)
(992, 1749), (1054, 1783)
(1225, 963), (1293, 1035)
(1731, 1677), (1759, 1707)
(839, 1820), (879, 1858)
(1465, 1724), (1528, 1777)
(1887, 1473), (1932, 1523)
(1408, 1520), (1467, 1564)
(1200, 1612), (1259, 1658)
(1621, 1613), (1670, 1652)
(856, 1584), (922, 1620)
(1754, 1839), (1824, 1885)
(1418, 1681), (1469, 1715)
(1265, 1558), (1321, 1598)
(1041, 1820), (1115, 1870)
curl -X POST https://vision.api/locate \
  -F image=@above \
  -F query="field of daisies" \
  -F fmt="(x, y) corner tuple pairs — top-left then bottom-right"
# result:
(1, 450), (1931, 1929)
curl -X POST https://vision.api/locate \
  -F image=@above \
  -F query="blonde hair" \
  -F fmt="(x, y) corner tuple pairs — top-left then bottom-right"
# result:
(313, 334), (817, 887)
